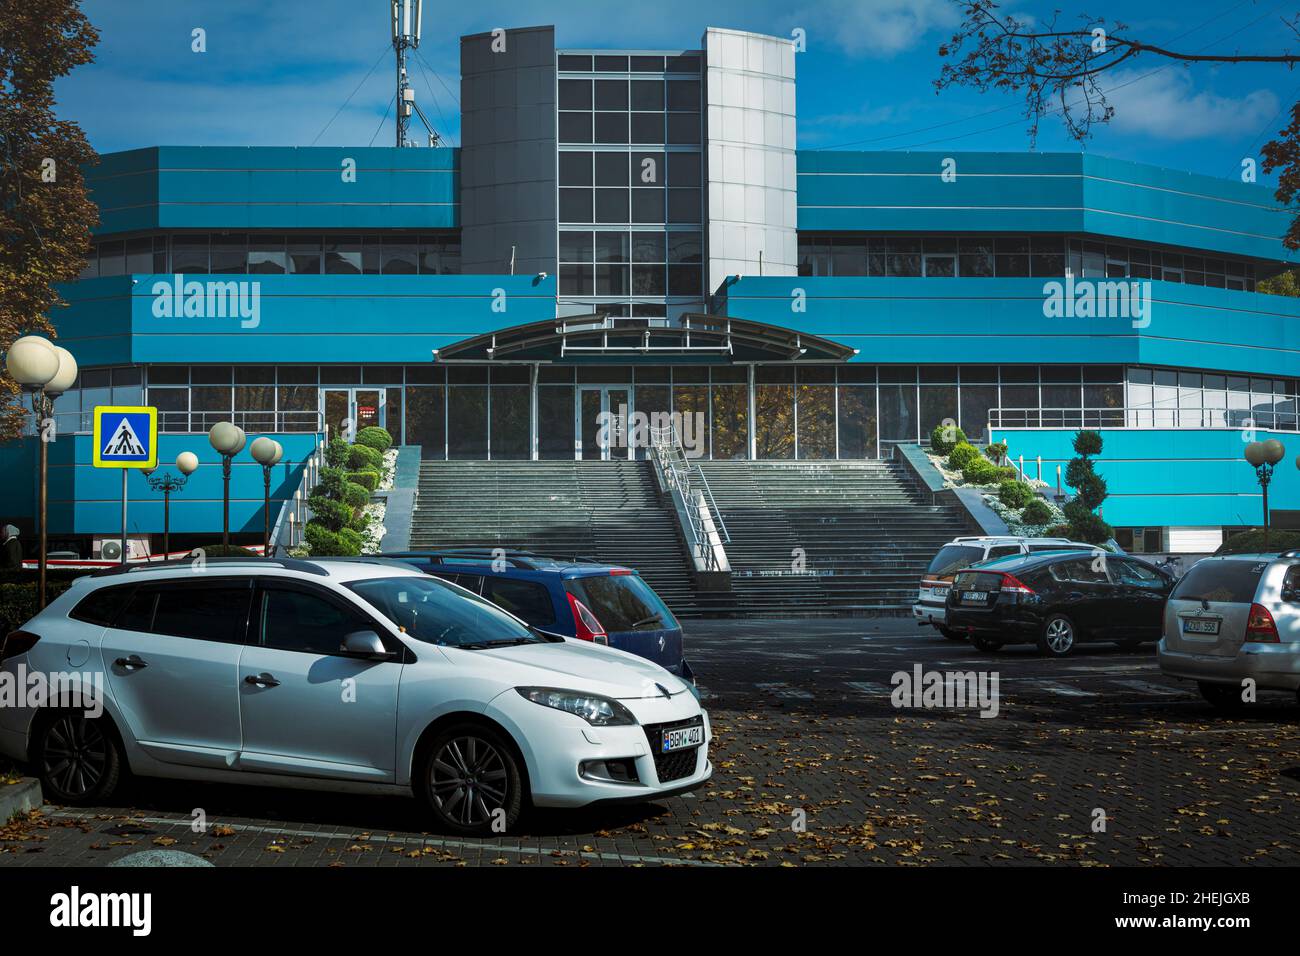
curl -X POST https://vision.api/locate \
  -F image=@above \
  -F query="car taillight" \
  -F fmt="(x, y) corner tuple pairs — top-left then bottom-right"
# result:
(1245, 603), (1280, 642)
(566, 594), (608, 645)
(609, 568), (633, 576)
(999, 574), (1036, 596)
(1, 630), (40, 663)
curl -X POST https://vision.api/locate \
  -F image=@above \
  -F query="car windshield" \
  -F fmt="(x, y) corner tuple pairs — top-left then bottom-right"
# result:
(927, 545), (984, 575)
(565, 573), (678, 632)
(346, 576), (544, 648)
(1170, 560), (1268, 605)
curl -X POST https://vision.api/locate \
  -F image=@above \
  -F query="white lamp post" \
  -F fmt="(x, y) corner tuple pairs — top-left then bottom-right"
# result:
(208, 422), (246, 548)
(250, 437), (285, 555)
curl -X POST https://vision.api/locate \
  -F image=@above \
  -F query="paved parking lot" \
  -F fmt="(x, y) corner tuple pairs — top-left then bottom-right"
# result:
(3, 617), (1299, 867)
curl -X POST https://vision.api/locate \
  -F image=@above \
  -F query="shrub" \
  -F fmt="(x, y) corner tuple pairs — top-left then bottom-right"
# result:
(342, 481), (369, 510)
(1045, 523), (1073, 538)
(339, 527), (364, 553)
(324, 438), (350, 469)
(347, 444), (384, 472)
(307, 495), (352, 533)
(1215, 529), (1300, 555)
(994, 466), (1019, 481)
(1021, 499), (1052, 525)
(998, 479), (1035, 509)
(347, 470), (379, 492)
(1063, 500), (1114, 544)
(946, 442), (979, 471)
(317, 467), (346, 499)
(304, 522), (360, 557)
(929, 423), (966, 456)
(355, 426), (393, 452)
(961, 457), (999, 485)
(199, 545), (260, 558)
(984, 441), (1009, 464)
(0, 582), (71, 635)
(347, 511), (370, 533)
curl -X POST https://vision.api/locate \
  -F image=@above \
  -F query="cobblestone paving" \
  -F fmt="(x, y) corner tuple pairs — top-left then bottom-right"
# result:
(3, 619), (1298, 866)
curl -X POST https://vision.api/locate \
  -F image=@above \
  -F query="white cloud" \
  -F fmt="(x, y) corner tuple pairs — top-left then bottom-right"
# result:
(1103, 69), (1279, 141)
(794, 0), (960, 58)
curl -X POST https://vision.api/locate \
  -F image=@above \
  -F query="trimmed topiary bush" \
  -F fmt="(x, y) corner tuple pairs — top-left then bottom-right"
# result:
(1021, 499), (1052, 525)
(355, 426), (393, 452)
(307, 495), (352, 533)
(946, 442), (979, 471)
(342, 481), (369, 510)
(994, 466), (1019, 481)
(347, 443), (384, 472)
(317, 467), (346, 499)
(347, 470), (379, 492)
(998, 479), (1035, 509)
(1216, 529), (1300, 555)
(339, 527), (364, 553)
(304, 523), (360, 557)
(1045, 523), (1073, 538)
(929, 423), (967, 456)
(962, 457), (999, 485)
(325, 437), (350, 468)
(984, 441), (1009, 464)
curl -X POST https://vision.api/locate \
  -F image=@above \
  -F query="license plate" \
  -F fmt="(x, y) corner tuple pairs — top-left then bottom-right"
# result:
(962, 591), (988, 604)
(1183, 618), (1221, 636)
(662, 724), (704, 753)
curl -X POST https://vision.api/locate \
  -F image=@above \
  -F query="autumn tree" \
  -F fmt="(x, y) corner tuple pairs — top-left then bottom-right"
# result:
(935, 2), (1300, 247)
(0, 0), (99, 440)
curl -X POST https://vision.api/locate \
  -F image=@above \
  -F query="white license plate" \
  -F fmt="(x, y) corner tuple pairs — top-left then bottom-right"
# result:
(1183, 618), (1221, 635)
(962, 591), (988, 604)
(662, 725), (704, 752)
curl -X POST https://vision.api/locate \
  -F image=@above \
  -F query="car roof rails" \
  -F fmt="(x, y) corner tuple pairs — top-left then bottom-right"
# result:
(92, 556), (331, 578)
(382, 548), (604, 570)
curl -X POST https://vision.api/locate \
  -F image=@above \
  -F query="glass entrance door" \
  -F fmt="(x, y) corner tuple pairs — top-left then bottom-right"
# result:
(323, 388), (384, 441)
(577, 387), (631, 461)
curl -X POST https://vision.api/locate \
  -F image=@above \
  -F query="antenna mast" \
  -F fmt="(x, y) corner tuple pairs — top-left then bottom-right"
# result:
(390, 0), (440, 147)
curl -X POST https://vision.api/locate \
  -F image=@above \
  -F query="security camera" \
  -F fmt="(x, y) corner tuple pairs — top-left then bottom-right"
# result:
(537, 272), (549, 281)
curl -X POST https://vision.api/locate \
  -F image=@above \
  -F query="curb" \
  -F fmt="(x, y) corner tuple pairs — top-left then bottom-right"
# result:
(0, 777), (43, 822)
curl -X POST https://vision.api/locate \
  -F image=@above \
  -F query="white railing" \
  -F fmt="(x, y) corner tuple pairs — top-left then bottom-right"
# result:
(649, 422), (730, 574)
(270, 432), (328, 555)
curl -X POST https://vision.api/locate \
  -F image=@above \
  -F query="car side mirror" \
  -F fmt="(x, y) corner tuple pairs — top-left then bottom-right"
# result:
(341, 630), (391, 659)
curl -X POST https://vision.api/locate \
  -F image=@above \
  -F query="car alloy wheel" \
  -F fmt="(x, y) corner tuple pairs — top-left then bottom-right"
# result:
(1039, 615), (1076, 657)
(421, 724), (523, 835)
(39, 712), (121, 804)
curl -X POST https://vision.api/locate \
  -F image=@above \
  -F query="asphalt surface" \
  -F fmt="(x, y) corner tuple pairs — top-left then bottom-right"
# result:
(3, 617), (1299, 867)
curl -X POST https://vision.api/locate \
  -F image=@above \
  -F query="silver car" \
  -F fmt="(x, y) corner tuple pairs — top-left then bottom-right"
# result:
(1157, 552), (1300, 709)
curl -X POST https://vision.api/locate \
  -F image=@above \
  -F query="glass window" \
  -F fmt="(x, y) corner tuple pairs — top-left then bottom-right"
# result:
(594, 188), (629, 222)
(667, 153), (701, 187)
(490, 386), (530, 460)
(325, 236), (362, 275)
(558, 79), (592, 110)
(210, 234), (247, 273)
(666, 80), (700, 111)
(594, 112), (629, 144)
(448, 386), (488, 459)
(288, 237), (322, 274)
(838, 384), (878, 458)
(594, 152), (628, 187)
(559, 112), (593, 144)
(481, 578), (557, 627)
(630, 79), (664, 110)
(153, 583), (252, 644)
(711, 383), (749, 460)
(563, 574), (678, 633)
(594, 79), (628, 110)
(755, 384), (794, 459)
(560, 188), (594, 222)
(538, 385), (575, 460)
(406, 386), (446, 459)
(559, 152), (593, 187)
(259, 586), (371, 655)
(797, 384), (835, 459)
(249, 236), (286, 274)
(70, 585), (135, 626)
(594, 231), (630, 263)
(666, 113), (700, 144)
(878, 383), (918, 443)
(171, 236), (209, 274)
(380, 237), (417, 274)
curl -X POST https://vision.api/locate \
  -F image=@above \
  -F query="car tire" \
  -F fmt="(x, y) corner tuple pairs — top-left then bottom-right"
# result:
(34, 711), (123, 805)
(1037, 614), (1077, 657)
(938, 626), (965, 642)
(1199, 682), (1246, 711)
(968, 634), (1001, 653)
(417, 722), (524, 836)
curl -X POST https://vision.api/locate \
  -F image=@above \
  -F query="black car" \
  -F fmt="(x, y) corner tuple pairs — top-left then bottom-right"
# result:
(945, 550), (1174, 656)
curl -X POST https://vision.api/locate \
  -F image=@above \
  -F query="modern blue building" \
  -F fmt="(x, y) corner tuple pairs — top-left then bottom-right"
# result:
(7, 24), (1300, 558)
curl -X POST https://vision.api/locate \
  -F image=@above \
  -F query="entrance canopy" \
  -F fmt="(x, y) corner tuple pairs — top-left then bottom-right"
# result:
(433, 314), (857, 363)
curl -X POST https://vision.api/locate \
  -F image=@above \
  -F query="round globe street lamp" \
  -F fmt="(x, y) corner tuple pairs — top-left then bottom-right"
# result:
(5, 336), (76, 607)
(250, 437), (284, 556)
(1245, 439), (1286, 548)
(208, 423), (246, 548)
(143, 452), (198, 561)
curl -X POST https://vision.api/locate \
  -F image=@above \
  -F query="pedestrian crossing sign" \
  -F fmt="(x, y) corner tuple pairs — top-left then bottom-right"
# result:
(93, 406), (158, 469)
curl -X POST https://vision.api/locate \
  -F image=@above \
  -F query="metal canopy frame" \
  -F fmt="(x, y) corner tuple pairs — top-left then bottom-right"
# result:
(432, 313), (856, 363)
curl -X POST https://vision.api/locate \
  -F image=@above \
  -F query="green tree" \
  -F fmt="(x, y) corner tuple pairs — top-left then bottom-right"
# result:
(1, 0), (99, 440)
(1259, 270), (1300, 297)
(1061, 429), (1112, 544)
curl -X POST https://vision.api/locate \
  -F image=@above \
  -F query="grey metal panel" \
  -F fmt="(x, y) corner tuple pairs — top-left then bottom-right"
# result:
(460, 25), (558, 280)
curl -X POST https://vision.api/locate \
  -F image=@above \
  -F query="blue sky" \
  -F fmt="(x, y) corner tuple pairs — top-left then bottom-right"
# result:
(59, 0), (1299, 184)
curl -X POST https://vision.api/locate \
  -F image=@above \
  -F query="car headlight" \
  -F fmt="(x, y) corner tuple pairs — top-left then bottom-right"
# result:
(516, 687), (637, 726)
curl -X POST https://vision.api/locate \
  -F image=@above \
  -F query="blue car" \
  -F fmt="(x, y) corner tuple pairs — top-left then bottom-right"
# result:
(384, 550), (693, 681)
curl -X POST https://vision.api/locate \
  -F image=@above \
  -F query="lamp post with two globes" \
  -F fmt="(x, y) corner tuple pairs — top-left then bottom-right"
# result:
(208, 423), (246, 549)
(143, 452), (199, 560)
(1244, 439), (1286, 549)
(4, 336), (77, 607)
(250, 437), (284, 555)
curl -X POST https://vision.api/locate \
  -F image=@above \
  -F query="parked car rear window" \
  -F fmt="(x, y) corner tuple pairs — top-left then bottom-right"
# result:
(927, 545), (984, 575)
(1171, 560), (1267, 604)
(69, 585), (134, 626)
(565, 574), (678, 632)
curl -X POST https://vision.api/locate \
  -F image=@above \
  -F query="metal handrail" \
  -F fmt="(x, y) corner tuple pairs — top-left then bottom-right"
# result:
(649, 422), (730, 573)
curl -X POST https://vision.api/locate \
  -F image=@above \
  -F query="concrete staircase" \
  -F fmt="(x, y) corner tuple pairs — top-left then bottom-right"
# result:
(697, 460), (970, 615)
(408, 460), (700, 614)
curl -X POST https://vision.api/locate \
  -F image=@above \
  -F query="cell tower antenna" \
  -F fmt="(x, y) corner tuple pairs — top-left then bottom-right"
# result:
(390, 0), (439, 147)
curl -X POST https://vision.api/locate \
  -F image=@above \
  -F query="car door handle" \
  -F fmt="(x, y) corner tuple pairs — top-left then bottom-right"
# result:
(114, 655), (148, 670)
(244, 673), (280, 688)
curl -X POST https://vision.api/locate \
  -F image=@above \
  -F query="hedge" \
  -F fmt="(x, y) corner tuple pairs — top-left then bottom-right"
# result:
(997, 479), (1035, 509)
(347, 470), (379, 492)
(1215, 529), (1300, 555)
(961, 457), (999, 485)
(946, 442), (979, 471)
(342, 481), (369, 510)
(304, 523), (360, 557)
(929, 424), (966, 456)
(355, 427), (393, 452)
(324, 438), (350, 468)
(307, 495), (352, 533)
(347, 444), (384, 472)
(1, 582), (72, 635)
